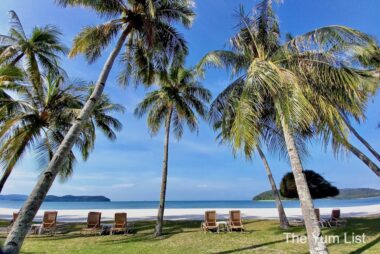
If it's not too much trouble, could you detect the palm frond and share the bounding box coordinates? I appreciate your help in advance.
[8,10,26,39]
[70,22,122,63]
[55,0,125,18]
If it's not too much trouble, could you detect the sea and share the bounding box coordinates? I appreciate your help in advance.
[1,197,379,210]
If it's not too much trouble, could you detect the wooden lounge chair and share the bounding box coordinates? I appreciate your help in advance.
[228,210,245,232]
[327,209,347,227]
[314,208,328,228]
[39,211,58,235]
[110,213,128,235]
[7,212,19,233]
[201,210,219,233]
[81,212,102,235]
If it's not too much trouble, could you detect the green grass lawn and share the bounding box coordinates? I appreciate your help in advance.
[1,217,379,253]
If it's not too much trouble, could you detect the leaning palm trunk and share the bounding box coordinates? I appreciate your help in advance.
[281,119,328,254]
[0,156,21,194]
[0,168,12,193]
[341,114,380,162]
[155,108,173,237]
[3,29,130,254]
[345,141,380,177]
[256,146,290,229]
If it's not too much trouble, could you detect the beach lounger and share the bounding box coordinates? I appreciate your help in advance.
[39,211,58,235]
[314,208,328,228]
[81,212,102,235]
[7,212,19,233]
[201,210,219,233]
[327,209,347,227]
[110,213,128,235]
[228,210,245,232]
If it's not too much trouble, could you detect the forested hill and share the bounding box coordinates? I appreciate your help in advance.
[0,195,111,202]
[253,188,380,200]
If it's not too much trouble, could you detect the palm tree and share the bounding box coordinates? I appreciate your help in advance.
[3,2,194,252]
[0,10,67,89]
[0,73,124,193]
[343,43,380,161]
[135,66,211,237]
[197,1,377,252]
[256,147,289,229]
[339,112,379,162]
[210,81,303,229]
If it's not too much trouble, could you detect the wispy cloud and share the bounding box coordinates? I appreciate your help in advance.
[111,183,135,189]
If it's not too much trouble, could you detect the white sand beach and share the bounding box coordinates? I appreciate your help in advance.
[1,204,379,222]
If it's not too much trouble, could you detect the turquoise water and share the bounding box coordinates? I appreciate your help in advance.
[1,197,379,210]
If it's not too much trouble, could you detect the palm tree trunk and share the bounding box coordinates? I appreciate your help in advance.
[10,53,24,66]
[256,146,289,229]
[2,28,130,254]
[155,108,173,237]
[0,168,12,193]
[281,119,328,254]
[341,115,380,162]
[345,141,380,177]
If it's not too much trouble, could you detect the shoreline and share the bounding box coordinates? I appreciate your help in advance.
[1,204,379,222]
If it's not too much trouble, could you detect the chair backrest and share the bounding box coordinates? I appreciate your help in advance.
[205,211,216,226]
[114,213,127,228]
[230,210,242,225]
[314,208,320,221]
[331,209,340,220]
[9,212,19,226]
[12,212,19,222]
[87,212,101,228]
[43,211,58,228]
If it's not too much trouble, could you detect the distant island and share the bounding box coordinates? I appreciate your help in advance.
[0,194,111,202]
[253,188,380,201]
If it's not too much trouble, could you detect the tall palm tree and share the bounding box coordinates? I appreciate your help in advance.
[0,10,67,90]
[344,43,380,161]
[0,73,124,193]
[135,66,211,237]
[209,80,313,229]
[210,77,313,229]
[339,112,379,162]
[197,1,377,252]
[256,147,289,229]
[3,2,194,252]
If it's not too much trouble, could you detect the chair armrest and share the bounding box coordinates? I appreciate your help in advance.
[43,222,56,227]
[89,223,100,229]
[113,223,127,228]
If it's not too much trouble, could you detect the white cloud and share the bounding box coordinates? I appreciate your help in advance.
[111,183,135,189]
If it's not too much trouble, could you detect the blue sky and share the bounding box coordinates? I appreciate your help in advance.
[1,0,379,201]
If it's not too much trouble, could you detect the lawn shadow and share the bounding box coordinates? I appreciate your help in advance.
[34,233,96,241]
[326,217,380,238]
[213,239,287,254]
[347,236,380,254]
[99,220,202,245]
